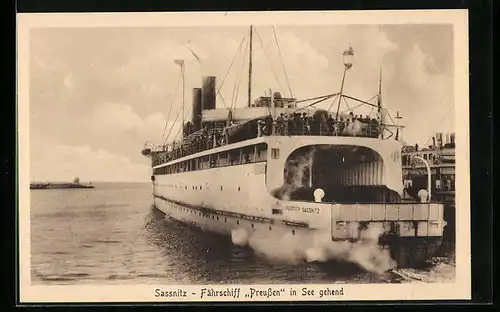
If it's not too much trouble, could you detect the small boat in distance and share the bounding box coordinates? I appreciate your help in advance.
[30,177,95,190]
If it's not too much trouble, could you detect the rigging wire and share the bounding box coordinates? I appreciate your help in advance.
[216,35,248,109]
[325,94,340,112]
[423,102,455,146]
[335,94,379,114]
[271,26,294,98]
[232,37,250,112]
[340,102,365,113]
[295,93,339,104]
[230,35,249,110]
[173,123,183,142]
[254,28,286,94]
[342,96,352,112]
[160,71,182,143]
[163,102,184,146]
[292,93,339,113]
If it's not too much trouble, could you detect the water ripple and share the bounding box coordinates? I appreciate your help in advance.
[30,182,456,285]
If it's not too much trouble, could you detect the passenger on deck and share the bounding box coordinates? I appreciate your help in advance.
[302,112,309,134]
[276,113,285,135]
[295,113,304,135]
[281,113,289,135]
[265,114,273,136]
[294,113,302,135]
[257,120,265,137]
[287,113,294,135]
[327,114,334,134]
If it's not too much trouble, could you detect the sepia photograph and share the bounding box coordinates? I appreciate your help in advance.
[17,10,471,302]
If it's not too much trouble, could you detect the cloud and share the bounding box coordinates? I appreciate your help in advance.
[31,142,152,182]
[78,101,182,146]
[29,25,455,181]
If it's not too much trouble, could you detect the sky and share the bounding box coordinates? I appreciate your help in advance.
[29,24,455,182]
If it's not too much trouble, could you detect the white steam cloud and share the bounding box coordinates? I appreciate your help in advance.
[275,147,317,201]
[231,223,397,275]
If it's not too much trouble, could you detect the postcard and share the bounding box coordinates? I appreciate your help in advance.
[17,9,470,303]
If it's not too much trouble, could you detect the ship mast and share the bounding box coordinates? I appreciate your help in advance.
[174,59,186,136]
[395,110,402,140]
[182,61,185,131]
[247,25,253,107]
[334,45,354,123]
[377,67,385,139]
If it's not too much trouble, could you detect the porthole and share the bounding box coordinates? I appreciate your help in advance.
[221,186,223,191]
[292,229,295,235]
[238,186,240,191]
[269,226,272,231]
[216,216,219,221]
[236,220,239,225]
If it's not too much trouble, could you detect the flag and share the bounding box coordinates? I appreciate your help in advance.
[174,59,184,66]
[188,47,201,63]
[343,46,354,56]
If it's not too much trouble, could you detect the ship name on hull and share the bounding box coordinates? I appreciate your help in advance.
[283,205,321,214]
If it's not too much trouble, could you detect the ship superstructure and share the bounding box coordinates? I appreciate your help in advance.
[401,133,456,243]
[142,26,446,268]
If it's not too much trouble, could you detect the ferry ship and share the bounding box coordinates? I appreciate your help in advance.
[401,133,456,244]
[141,26,445,268]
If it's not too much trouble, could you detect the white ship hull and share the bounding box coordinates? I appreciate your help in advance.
[150,136,445,268]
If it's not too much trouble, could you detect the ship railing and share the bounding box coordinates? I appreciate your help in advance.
[152,119,381,166]
[268,120,381,138]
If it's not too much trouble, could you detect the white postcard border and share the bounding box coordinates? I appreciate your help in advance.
[17,9,471,302]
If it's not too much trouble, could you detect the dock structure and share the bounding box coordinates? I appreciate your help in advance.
[30,177,94,190]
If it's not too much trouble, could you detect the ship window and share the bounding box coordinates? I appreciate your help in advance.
[218,151,229,166]
[209,154,218,168]
[271,148,280,159]
[242,145,254,163]
[196,157,202,170]
[229,149,241,165]
[255,143,268,162]
[201,155,210,169]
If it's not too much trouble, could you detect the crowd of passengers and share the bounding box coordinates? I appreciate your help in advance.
[267,111,380,136]
[155,111,382,165]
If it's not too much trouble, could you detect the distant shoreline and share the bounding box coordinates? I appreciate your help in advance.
[30,181,150,184]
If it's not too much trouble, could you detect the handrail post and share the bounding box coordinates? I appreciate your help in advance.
[413,155,432,202]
